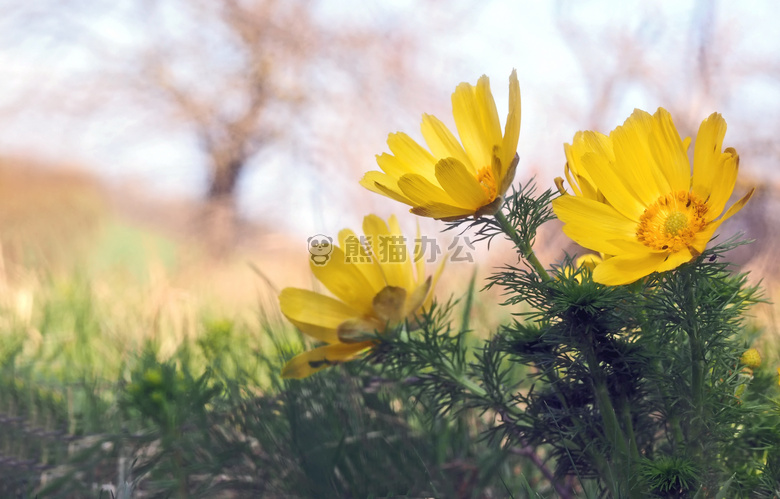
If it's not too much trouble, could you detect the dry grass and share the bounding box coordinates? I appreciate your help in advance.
[0,155,778,373]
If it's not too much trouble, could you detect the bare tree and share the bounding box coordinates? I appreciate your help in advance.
[0,0,469,254]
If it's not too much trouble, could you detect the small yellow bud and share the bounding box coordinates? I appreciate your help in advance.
[740,348,762,369]
[575,254,602,272]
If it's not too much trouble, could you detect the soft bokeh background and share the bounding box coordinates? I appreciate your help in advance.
[0,0,779,332]
[2,2,780,495]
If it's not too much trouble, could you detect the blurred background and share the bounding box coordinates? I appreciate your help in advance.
[2,1,780,495]
[0,0,778,321]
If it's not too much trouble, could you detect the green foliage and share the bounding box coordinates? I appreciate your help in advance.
[371,187,780,497]
[1,181,779,498]
[639,456,700,497]
[122,350,220,433]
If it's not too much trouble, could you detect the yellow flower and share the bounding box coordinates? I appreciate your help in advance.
[280,215,443,379]
[559,254,602,282]
[740,348,762,369]
[575,254,602,273]
[360,70,521,221]
[553,108,754,285]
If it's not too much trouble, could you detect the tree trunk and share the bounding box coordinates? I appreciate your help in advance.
[204,157,243,258]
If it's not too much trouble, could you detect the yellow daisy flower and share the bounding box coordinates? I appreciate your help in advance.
[280,215,443,379]
[553,108,754,285]
[360,70,521,221]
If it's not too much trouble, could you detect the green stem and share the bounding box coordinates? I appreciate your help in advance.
[591,375,628,459]
[494,211,551,281]
[582,331,643,497]
[581,335,627,457]
[687,327,704,456]
[456,372,488,399]
[618,395,640,461]
[669,413,686,452]
[654,357,686,451]
[684,279,705,460]
[440,357,487,399]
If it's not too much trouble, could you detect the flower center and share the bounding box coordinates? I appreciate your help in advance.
[663,211,688,236]
[476,166,498,201]
[636,191,708,252]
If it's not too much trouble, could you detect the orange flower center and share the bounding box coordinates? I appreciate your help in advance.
[476,166,498,201]
[636,191,708,252]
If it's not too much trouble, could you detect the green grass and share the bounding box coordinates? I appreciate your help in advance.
[0,207,532,497]
[3,181,778,497]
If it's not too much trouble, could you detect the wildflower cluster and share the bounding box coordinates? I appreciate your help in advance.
[276,70,780,496]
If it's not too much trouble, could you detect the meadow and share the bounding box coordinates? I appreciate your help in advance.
[0,161,544,497]
[1,158,779,498]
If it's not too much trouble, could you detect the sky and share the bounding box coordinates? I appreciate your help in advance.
[0,0,778,239]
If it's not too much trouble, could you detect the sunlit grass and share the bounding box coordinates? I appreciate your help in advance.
[1,160,776,497]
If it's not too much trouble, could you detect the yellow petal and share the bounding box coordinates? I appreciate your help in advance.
[410,202,476,221]
[405,275,432,317]
[279,288,359,344]
[606,238,655,254]
[654,248,694,273]
[281,341,374,379]
[451,75,499,170]
[500,69,521,176]
[360,171,414,206]
[564,159,583,197]
[435,157,490,208]
[476,76,502,150]
[310,246,375,313]
[338,228,385,292]
[575,254,602,271]
[697,149,738,220]
[690,188,754,255]
[397,173,457,206]
[609,109,669,207]
[717,187,754,224]
[382,134,439,184]
[387,215,416,288]
[575,128,647,221]
[692,112,728,202]
[362,214,409,289]
[414,222,425,284]
[553,195,639,255]
[592,251,668,285]
[421,114,474,172]
[649,108,690,192]
[691,218,724,255]
[376,152,413,178]
[565,130,608,197]
[387,132,437,170]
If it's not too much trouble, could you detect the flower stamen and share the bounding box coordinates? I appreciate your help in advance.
[476,166,498,201]
[636,191,708,252]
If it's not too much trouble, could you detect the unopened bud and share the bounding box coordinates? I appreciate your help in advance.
[740,348,762,369]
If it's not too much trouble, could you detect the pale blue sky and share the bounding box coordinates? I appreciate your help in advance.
[0,0,777,238]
